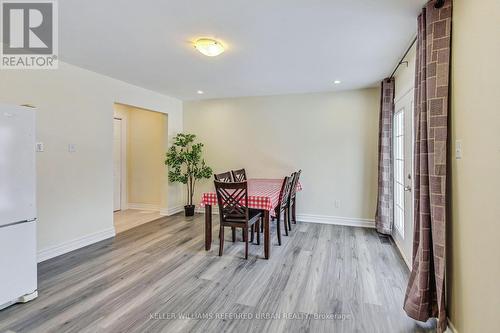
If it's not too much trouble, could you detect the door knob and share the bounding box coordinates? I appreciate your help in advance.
[404,185,412,192]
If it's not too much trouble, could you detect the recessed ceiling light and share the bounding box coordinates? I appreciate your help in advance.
[194,38,225,57]
[334,80,341,84]
[197,90,204,94]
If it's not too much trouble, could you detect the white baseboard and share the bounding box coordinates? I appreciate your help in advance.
[160,205,184,216]
[194,209,374,229]
[446,319,458,333]
[195,207,218,214]
[37,227,115,263]
[127,203,160,211]
[297,214,375,228]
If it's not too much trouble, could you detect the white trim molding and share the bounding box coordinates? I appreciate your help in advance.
[195,207,217,214]
[37,227,115,262]
[113,116,128,211]
[127,203,160,211]
[297,214,375,228]
[393,235,412,269]
[160,205,184,216]
[194,209,374,229]
[445,319,458,333]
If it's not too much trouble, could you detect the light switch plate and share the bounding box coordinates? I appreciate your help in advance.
[68,144,77,153]
[36,142,44,152]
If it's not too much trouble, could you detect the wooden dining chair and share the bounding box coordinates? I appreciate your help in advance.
[288,169,302,228]
[274,176,293,246]
[214,171,237,240]
[214,180,262,259]
[214,171,233,182]
[232,168,260,244]
[231,168,247,182]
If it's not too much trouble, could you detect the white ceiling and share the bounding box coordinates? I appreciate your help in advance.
[59,0,425,101]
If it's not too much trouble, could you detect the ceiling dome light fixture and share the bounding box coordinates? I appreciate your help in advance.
[334,80,341,84]
[194,38,225,57]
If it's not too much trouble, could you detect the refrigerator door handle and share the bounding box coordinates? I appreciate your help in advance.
[0,219,36,229]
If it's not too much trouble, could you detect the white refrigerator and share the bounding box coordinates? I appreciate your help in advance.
[0,104,38,309]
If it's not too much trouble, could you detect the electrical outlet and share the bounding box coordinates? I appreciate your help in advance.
[36,142,44,152]
[334,200,341,208]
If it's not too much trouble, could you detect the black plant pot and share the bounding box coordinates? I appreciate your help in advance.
[184,205,195,217]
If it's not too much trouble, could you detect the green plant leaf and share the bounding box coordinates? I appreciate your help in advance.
[165,133,213,204]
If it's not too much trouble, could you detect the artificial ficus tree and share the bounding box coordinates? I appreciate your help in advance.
[165,133,212,207]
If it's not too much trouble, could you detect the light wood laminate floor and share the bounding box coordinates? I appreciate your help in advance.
[0,213,436,333]
[114,209,163,233]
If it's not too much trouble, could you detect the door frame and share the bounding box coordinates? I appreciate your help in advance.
[113,117,128,211]
[392,87,414,269]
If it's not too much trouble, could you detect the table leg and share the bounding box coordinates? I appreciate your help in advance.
[264,210,270,259]
[205,205,212,251]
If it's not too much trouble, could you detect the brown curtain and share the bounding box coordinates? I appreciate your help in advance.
[375,78,395,235]
[403,1,452,332]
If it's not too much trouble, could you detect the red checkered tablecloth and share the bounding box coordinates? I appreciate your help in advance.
[200,178,302,212]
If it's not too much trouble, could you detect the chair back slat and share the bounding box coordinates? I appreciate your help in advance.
[214,171,233,182]
[231,168,247,182]
[290,169,302,199]
[277,176,293,212]
[214,180,248,221]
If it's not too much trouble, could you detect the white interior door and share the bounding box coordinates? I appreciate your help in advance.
[392,90,414,267]
[113,118,122,212]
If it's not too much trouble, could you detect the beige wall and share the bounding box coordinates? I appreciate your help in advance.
[0,61,183,260]
[449,0,500,332]
[184,88,380,223]
[114,104,168,208]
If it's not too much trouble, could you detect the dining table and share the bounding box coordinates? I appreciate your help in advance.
[200,178,302,259]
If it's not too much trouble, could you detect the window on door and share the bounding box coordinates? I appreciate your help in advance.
[393,109,405,237]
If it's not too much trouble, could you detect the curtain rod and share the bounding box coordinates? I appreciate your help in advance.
[388,36,417,80]
[388,0,444,80]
